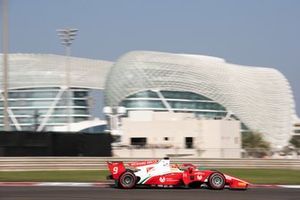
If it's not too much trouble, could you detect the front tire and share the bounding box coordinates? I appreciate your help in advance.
[207,172,225,190]
[118,171,136,189]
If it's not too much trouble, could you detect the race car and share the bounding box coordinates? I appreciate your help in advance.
[107,157,249,190]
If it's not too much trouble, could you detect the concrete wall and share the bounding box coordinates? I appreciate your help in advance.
[115,111,241,158]
[200,120,241,158]
[122,112,199,149]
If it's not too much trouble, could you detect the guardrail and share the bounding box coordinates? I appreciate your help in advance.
[0,157,300,171]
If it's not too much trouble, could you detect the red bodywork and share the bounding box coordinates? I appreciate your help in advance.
[107,161,126,180]
[107,159,249,190]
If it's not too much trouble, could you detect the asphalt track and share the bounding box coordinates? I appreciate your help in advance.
[0,187,300,200]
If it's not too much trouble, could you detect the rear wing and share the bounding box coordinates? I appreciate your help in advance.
[107,161,126,180]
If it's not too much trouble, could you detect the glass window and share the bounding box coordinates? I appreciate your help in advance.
[168,101,196,109]
[9,91,59,98]
[122,100,165,108]
[12,109,48,116]
[185,137,194,149]
[53,108,68,115]
[20,126,36,131]
[73,91,88,98]
[131,137,147,146]
[53,108,88,115]
[74,100,87,107]
[168,101,226,111]
[56,99,68,107]
[121,90,228,122]
[9,100,53,107]
[73,108,89,115]
[16,117,34,124]
[47,117,68,123]
[195,112,226,119]
[127,90,159,98]
[74,116,89,122]
[161,91,211,100]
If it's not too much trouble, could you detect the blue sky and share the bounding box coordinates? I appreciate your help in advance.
[2,0,300,116]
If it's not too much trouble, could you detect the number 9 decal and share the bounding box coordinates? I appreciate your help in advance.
[113,166,118,174]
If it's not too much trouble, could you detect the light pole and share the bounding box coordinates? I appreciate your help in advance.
[2,0,10,131]
[57,28,78,132]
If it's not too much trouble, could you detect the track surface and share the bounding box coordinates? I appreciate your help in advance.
[1,187,300,200]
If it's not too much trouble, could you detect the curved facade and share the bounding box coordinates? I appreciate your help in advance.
[105,51,295,147]
[121,90,228,119]
[0,54,112,89]
[0,54,112,131]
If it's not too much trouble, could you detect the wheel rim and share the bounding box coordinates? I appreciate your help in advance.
[212,175,224,187]
[122,175,133,186]
[124,176,132,185]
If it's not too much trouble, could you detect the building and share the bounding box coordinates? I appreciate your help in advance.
[105,51,296,148]
[114,111,241,158]
[0,54,112,132]
[0,51,297,149]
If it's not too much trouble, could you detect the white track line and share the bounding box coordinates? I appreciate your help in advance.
[0,182,110,187]
[277,185,300,189]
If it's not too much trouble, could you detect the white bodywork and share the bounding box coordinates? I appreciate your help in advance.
[133,159,180,184]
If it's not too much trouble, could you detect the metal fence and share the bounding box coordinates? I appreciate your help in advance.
[0,157,300,171]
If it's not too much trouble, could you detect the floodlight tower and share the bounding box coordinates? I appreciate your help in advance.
[57,28,78,132]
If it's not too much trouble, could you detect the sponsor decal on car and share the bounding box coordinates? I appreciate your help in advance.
[197,175,203,180]
[159,177,166,183]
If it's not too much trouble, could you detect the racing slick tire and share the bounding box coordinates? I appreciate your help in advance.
[207,172,226,190]
[118,170,137,189]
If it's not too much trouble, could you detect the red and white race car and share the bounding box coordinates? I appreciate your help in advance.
[107,158,249,190]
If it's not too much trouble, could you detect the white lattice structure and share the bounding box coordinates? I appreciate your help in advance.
[105,51,296,147]
[0,54,112,131]
[0,54,112,89]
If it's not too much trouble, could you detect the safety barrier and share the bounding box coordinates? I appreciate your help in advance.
[0,157,300,171]
[0,132,112,156]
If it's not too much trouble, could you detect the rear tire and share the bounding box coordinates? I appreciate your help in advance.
[118,171,136,189]
[207,172,225,190]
